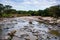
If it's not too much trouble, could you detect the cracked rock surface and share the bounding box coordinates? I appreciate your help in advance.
[0,17,60,40]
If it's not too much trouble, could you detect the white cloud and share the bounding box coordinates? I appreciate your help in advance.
[0,0,60,10]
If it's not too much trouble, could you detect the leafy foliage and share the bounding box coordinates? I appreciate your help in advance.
[0,3,60,18]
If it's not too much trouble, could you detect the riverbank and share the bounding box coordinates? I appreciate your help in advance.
[0,16,60,40]
[0,16,60,26]
[0,16,60,25]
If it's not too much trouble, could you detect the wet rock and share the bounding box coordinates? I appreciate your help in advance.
[5,36,11,40]
[7,30,16,40]
[29,21,32,24]
[1,17,60,40]
[8,30,16,36]
[24,33,38,40]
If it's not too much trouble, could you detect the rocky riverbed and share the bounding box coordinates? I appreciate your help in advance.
[0,17,60,40]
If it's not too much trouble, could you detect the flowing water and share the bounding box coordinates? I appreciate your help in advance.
[0,17,60,40]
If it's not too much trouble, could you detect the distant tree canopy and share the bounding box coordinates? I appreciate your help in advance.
[47,5,60,18]
[0,3,60,18]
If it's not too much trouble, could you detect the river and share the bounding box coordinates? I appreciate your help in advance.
[0,17,60,40]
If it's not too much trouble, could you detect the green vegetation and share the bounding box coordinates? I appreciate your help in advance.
[49,30,60,36]
[0,3,60,18]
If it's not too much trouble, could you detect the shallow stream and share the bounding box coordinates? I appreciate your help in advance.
[0,17,60,40]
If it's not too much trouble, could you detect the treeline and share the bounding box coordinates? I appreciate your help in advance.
[0,3,60,18]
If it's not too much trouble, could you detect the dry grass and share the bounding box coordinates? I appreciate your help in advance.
[49,30,60,36]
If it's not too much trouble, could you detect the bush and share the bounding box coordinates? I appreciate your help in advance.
[1,13,13,17]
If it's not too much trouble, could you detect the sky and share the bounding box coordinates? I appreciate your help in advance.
[0,0,60,11]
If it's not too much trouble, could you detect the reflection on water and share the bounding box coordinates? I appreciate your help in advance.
[0,18,60,40]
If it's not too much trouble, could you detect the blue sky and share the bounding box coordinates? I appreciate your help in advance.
[0,0,60,10]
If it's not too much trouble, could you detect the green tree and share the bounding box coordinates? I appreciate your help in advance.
[4,5,12,14]
[4,5,12,10]
[44,8,50,16]
[27,10,35,16]
[38,10,44,16]
[47,5,60,18]
[0,3,4,17]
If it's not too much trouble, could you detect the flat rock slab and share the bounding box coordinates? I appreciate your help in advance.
[12,36,25,40]
[24,33,37,40]
[14,29,38,40]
